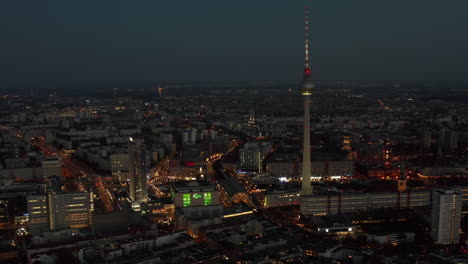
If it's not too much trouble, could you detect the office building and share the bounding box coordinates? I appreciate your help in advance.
[27,195,49,235]
[239,142,272,172]
[42,157,62,181]
[27,190,93,234]
[264,191,301,208]
[47,192,93,230]
[171,181,223,236]
[431,189,462,244]
[111,153,130,180]
[128,138,148,204]
[300,190,431,216]
[171,181,221,215]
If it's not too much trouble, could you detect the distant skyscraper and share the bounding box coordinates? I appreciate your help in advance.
[128,137,148,204]
[431,189,462,244]
[300,7,314,196]
[248,107,256,125]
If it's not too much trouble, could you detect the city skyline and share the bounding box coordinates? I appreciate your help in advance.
[0,2,467,263]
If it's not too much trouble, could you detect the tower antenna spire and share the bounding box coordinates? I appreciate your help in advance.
[304,7,311,81]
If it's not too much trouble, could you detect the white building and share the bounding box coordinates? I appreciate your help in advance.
[431,189,462,244]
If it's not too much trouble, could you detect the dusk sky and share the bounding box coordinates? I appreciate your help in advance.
[1,0,467,88]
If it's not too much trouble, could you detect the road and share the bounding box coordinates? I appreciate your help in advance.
[32,138,114,213]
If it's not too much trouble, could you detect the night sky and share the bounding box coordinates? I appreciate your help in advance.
[1,0,467,88]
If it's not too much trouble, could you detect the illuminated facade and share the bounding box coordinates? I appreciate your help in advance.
[264,191,301,208]
[171,181,220,209]
[431,189,462,244]
[239,142,272,172]
[27,195,49,235]
[48,192,93,230]
[298,161,355,179]
[300,190,431,216]
[110,153,130,180]
[27,192,93,234]
[171,181,223,235]
[128,138,148,203]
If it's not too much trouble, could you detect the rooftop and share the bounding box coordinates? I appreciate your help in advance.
[171,180,215,193]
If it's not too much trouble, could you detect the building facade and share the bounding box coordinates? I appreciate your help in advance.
[27,195,49,235]
[300,190,431,216]
[128,138,147,203]
[27,192,93,234]
[431,189,462,244]
[239,142,272,172]
[47,192,93,230]
[42,157,62,181]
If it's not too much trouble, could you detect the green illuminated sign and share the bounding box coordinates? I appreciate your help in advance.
[183,194,191,207]
[204,193,212,206]
[193,193,202,199]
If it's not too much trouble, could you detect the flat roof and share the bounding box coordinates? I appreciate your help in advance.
[171,181,214,192]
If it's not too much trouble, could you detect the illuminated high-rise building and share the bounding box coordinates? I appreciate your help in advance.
[27,195,49,235]
[128,137,148,204]
[27,191,93,235]
[431,189,462,244]
[248,107,256,125]
[47,192,93,230]
[300,7,314,196]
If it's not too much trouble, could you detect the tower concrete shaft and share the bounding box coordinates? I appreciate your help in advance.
[300,7,314,196]
[301,95,312,195]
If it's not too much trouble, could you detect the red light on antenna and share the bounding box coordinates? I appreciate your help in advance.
[305,69,311,75]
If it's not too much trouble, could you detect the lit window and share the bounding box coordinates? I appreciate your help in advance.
[183,194,191,207]
[204,193,212,206]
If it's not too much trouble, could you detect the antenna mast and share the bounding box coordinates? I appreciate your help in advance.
[304,7,311,81]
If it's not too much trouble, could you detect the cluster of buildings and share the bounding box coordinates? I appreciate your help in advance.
[0,7,467,263]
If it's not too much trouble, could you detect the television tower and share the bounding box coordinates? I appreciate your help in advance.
[300,7,315,196]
